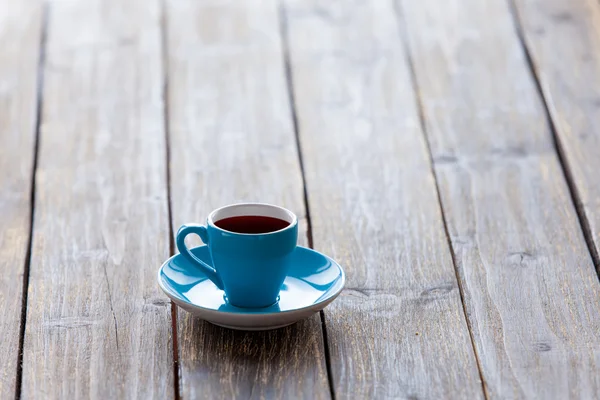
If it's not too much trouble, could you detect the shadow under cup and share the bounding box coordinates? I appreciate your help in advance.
[178,203,298,308]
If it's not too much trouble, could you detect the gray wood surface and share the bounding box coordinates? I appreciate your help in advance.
[165,0,330,398]
[21,0,174,398]
[400,0,600,398]
[4,0,600,398]
[513,0,600,271]
[0,1,42,397]
[282,0,484,398]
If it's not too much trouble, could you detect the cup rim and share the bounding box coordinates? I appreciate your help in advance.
[207,202,298,236]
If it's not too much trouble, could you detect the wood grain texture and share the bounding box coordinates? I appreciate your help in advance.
[282,0,484,398]
[512,0,600,271]
[0,0,42,397]
[400,0,600,398]
[21,0,173,398]
[165,0,330,398]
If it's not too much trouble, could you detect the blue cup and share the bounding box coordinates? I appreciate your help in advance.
[176,203,298,308]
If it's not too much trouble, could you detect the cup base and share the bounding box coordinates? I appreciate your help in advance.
[223,293,281,309]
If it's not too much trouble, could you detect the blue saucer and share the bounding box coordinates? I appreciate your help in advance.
[158,245,345,330]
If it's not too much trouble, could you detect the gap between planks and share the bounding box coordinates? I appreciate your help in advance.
[392,1,490,398]
[506,0,600,279]
[15,4,48,400]
[160,0,180,399]
[277,1,335,399]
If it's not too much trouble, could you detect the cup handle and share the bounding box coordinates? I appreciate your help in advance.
[176,223,224,290]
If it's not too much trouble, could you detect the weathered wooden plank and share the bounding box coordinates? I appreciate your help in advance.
[0,0,42,397]
[400,0,600,398]
[165,0,330,398]
[21,0,174,398]
[282,0,484,398]
[513,0,600,271]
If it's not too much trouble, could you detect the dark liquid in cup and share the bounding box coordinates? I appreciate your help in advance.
[215,216,290,234]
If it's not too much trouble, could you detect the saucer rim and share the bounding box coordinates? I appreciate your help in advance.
[157,245,346,316]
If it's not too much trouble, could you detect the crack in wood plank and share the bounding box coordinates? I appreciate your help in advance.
[102,263,120,352]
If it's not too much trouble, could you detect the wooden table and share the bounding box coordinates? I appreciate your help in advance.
[2,0,600,398]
